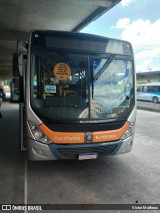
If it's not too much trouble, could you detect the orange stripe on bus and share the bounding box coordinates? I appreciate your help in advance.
[39,124,84,144]
[93,122,129,143]
[39,122,129,144]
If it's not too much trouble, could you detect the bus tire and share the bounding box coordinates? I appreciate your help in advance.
[152,97,158,104]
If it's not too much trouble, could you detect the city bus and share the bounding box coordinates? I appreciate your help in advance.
[13,30,136,160]
[137,82,160,103]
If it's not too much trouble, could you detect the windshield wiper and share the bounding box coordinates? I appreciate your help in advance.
[61,51,85,78]
[94,55,115,80]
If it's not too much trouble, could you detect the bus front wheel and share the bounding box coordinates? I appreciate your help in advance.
[152,97,158,104]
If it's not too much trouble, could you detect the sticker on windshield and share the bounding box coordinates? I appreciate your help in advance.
[54,63,71,80]
[45,85,56,93]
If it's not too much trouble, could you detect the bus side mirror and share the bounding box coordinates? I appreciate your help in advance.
[12,53,19,77]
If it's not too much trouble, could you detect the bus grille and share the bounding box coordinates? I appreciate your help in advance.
[57,144,118,159]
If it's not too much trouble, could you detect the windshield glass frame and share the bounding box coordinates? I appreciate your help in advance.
[30,48,135,124]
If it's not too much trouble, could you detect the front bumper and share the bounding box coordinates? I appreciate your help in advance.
[27,135,134,161]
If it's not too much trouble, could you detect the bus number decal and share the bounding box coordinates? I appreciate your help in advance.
[95,134,116,140]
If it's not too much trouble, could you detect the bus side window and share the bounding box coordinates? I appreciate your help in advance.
[143,86,148,92]
[137,86,140,92]
[138,86,142,92]
[154,86,157,92]
[147,86,151,92]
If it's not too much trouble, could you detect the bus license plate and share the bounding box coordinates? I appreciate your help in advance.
[78,153,98,160]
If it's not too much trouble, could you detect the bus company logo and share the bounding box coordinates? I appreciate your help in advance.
[80,120,99,123]
[85,132,93,143]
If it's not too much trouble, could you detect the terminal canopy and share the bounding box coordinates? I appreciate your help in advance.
[0,0,121,80]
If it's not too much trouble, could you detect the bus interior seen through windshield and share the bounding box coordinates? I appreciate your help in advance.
[31,51,134,124]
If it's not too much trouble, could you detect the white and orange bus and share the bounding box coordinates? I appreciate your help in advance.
[13,30,136,160]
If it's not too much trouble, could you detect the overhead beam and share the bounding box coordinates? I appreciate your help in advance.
[72,0,121,32]
[63,0,119,8]
[72,7,107,32]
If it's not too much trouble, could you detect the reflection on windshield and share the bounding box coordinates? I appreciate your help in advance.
[31,51,134,123]
[91,60,133,119]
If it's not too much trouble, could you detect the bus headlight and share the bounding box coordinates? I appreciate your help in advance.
[121,122,134,140]
[28,121,52,144]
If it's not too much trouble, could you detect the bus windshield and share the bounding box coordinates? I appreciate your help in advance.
[31,50,134,123]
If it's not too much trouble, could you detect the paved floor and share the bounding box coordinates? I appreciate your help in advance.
[0,102,24,205]
[0,102,160,213]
